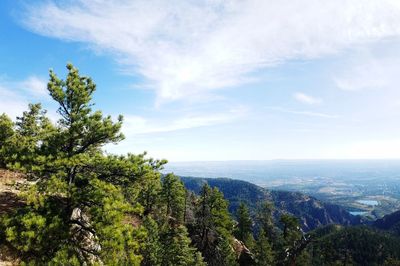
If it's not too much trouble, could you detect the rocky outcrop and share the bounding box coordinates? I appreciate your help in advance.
[232,238,255,265]
[70,208,102,265]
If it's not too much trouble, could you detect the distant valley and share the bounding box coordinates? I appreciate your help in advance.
[165,160,400,219]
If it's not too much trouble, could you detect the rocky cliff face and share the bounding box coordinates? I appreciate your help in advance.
[181,176,361,231]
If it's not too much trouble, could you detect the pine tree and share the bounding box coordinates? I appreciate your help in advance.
[280,214,301,244]
[255,229,274,266]
[138,170,162,215]
[0,113,14,167]
[194,184,236,265]
[217,236,239,266]
[161,173,186,223]
[2,64,142,265]
[161,225,205,266]
[87,152,166,207]
[235,202,254,247]
[1,104,55,172]
[256,201,275,241]
[141,216,162,266]
[197,185,234,237]
[278,214,306,266]
[0,113,13,146]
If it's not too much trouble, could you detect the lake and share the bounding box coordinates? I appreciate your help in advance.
[356,200,379,206]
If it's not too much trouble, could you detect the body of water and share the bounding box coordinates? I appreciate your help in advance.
[356,200,379,206]
[349,211,368,216]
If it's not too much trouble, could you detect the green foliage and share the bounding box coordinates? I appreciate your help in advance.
[307,226,400,265]
[193,184,237,265]
[276,214,304,265]
[0,113,14,146]
[280,214,301,244]
[1,104,55,172]
[384,257,400,266]
[87,152,166,209]
[0,113,14,167]
[256,201,276,241]
[0,64,143,265]
[0,63,214,265]
[255,229,274,266]
[161,173,186,223]
[141,216,162,266]
[196,184,234,237]
[1,190,71,265]
[137,171,162,215]
[160,225,205,266]
[48,64,124,157]
[81,178,143,265]
[235,202,253,247]
[217,236,239,266]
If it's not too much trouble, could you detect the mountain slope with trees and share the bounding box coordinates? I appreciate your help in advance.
[373,209,400,235]
[181,176,361,231]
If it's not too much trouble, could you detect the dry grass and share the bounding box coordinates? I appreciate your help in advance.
[0,245,20,266]
[0,169,25,192]
[0,169,26,215]
[123,213,142,228]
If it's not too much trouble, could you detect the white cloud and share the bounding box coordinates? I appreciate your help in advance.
[0,85,28,119]
[104,107,247,158]
[20,76,48,96]
[21,0,400,102]
[334,46,400,91]
[122,107,246,136]
[293,92,322,105]
[268,107,338,119]
[0,76,55,120]
[288,110,338,119]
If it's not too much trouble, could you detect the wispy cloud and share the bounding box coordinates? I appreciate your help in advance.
[0,85,28,119]
[122,107,247,136]
[0,75,52,120]
[21,0,400,103]
[20,76,48,96]
[293,92,322,105]
[268,107,338,119]
[288,110,338,119]
[334,45,400,91]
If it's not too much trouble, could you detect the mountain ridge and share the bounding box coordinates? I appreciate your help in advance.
[374,209,400,235]
[180,176,361,231]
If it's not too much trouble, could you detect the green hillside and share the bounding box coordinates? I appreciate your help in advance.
[181,176,361,231]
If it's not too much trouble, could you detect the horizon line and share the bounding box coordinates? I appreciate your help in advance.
[166,158,400,163]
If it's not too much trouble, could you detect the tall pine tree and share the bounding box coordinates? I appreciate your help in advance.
[255,229,275,266]
[235,202,254,248]
[161,173,186,224]
[194,184,237,266]
[2,64,143,265]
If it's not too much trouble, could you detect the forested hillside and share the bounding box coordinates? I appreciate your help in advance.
[0,64,399,265]
[374,209,400,235]
[181,177,361,231]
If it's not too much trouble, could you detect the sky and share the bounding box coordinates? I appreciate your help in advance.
[2,0,400,161]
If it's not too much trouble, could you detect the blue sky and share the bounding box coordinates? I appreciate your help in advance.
[2,0,400,161]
